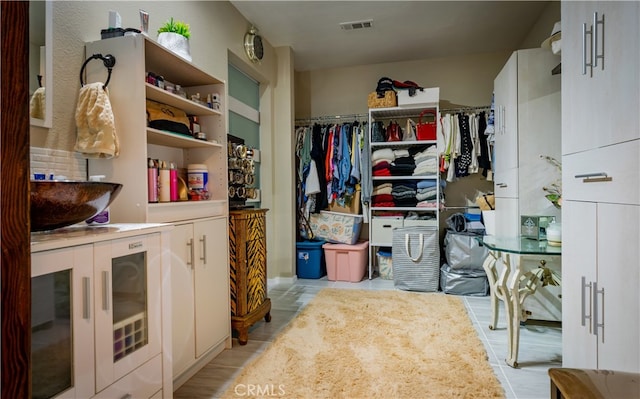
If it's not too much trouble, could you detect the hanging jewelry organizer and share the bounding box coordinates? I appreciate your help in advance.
[79,53,116,89]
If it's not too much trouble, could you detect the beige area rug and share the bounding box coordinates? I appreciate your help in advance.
[221,288,504,399]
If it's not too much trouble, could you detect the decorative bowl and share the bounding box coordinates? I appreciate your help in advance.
[30,181,123,232]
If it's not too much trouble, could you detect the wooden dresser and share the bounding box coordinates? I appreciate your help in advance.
[229,209,271,345]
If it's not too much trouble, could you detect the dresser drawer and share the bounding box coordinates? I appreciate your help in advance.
[370,217,403,246]
[93,354,162,399]
[563,140,639,205]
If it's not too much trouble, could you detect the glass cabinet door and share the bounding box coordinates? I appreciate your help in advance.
[94,233,161,392]
[31,245,95,399]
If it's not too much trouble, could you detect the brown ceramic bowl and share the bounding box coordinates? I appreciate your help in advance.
[30,181,123,232]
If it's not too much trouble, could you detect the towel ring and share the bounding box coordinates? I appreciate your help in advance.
[80,53,116,89]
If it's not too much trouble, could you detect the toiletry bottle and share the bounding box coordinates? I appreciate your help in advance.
[159,160,170,202]
[86,175,111,225]
[148,158,158,203]
[169,162,179,202]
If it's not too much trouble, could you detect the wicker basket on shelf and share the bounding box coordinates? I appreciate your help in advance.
[368,91,397,108]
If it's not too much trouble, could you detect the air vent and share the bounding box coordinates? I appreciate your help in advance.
[339,19,374,31]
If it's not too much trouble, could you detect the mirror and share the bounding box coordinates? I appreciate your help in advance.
[29,1,52,128]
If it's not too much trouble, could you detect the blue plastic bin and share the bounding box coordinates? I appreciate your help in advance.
[296,240,326,279]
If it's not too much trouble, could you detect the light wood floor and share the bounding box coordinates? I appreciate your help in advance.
[174,278,561,399]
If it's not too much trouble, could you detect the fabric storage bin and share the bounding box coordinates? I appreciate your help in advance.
[403,218,437,228]
[376,247,393,280]
[367,91,397,108]
[296,240,326,279]
[309,211,363,245]
[440,264,489,296]
[323,241,368,282]
[371,216,403,245]
[392,227,439,292]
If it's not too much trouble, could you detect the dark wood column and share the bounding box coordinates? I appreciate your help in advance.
[1,1,32,397]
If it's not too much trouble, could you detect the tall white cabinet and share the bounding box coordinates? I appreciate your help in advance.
[492,48,562,322]
[493,48,562,237]
[561,1,640,372]
[85,34,232,387]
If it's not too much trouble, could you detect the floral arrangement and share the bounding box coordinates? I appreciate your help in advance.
[158,17,191,39]
[541,155,562,208]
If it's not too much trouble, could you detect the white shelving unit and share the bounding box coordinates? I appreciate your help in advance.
[367,91,441,279]
[85,34,228,224]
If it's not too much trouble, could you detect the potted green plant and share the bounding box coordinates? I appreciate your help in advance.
[157,17,192,62]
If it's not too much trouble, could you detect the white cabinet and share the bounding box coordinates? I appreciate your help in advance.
[561,1,640,372]
[85,34,228,223]
[561,1,640,156]
[171,217,231,386]
[31,226,171,399]
[367,91,441,279]
[493,48,562,237]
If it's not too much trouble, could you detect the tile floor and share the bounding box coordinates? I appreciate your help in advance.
[174,277,562,399]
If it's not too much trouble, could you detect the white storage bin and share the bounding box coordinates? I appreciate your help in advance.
[309,211,363,245]
[371,216,403,246]
[397,87,440,107]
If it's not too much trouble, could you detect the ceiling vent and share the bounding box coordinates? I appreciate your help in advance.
[339,19,374,31]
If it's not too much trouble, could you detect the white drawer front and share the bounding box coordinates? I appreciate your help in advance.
[563,140,639,205]
[403,219,438,228]
[493,167,518,198]
[371,217,403,246]
[93,354,162,399]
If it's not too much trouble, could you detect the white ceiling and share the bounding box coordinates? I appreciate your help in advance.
[230,1,551,71]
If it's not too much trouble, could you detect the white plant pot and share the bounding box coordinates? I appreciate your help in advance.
[157,32,191,62]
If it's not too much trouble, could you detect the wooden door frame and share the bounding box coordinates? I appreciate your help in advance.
[1,1,32,397]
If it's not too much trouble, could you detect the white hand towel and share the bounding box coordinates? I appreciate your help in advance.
[74,82,119,158]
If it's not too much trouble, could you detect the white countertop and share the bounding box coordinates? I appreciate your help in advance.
[31,223,173,253]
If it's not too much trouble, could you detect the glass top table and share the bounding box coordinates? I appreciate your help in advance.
[480,235,562,368]
[481,235,561,256]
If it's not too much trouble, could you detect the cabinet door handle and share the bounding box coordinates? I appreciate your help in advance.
[581,276,592,331]
[497,183,508,188]
[592,12,605,70]
[593,282,605,342]
[102,270,110,311]
[574,172,612,183]
[187,238,195,268]
[82,277,91,319]
[200,235,207,264]
[582,22,593,76]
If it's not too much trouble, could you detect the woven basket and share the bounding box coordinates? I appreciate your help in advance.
[368,91,397,108]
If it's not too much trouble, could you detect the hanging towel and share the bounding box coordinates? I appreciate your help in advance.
[74,82,119,158]
[30,87,46,119]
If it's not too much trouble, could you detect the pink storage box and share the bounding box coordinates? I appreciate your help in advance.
[322,241,369,282]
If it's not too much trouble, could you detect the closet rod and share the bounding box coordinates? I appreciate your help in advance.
[440,105,491,114]
[295,113,368,125]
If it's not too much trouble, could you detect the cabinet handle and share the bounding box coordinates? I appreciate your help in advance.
[187,238,194,268]
[593,282,605,342]
[497,183,508,188]
[82,277,91,319]
[574,172,612,183]
[581,276,592,331]
[582,22,593,76]
[200,235,207,264]
[102,270,110,311]
[592,12,605,70]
